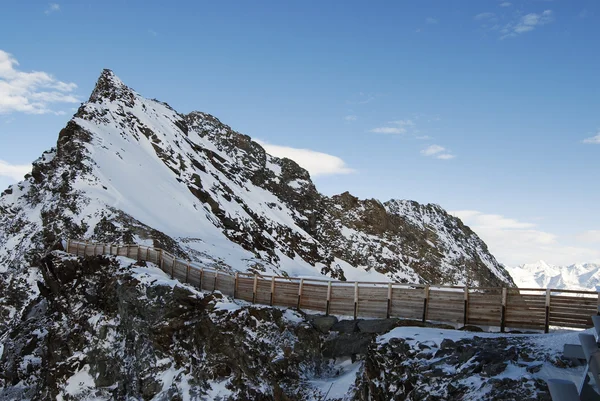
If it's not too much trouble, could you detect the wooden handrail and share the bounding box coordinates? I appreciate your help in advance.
[65,239,599,332]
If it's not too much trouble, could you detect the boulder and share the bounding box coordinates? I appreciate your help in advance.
[357,318,399,334]
[306,314,338,333]
[331,319,359,333]
[322,333,374,358]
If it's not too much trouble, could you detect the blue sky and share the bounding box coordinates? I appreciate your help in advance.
[1,0,599,266]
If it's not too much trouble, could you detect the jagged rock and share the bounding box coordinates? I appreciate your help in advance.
[305,314,338,333]
[0,69,515,335]
[357,318,399,334]
[322,333,374,358]
[331,319,359,333]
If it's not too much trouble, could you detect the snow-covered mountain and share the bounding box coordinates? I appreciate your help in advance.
[0,70,514,330]
[507,260,600,291]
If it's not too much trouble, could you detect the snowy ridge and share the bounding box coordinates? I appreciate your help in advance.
[0,69,514,303]
[507,261,600,291]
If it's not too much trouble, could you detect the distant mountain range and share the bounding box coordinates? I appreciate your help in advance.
[506,261,600,291]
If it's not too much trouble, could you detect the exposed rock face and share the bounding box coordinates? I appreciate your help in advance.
[0,253,569,400]
[353,331,561,401]
[0,253,333,400]
[0,69,514,335]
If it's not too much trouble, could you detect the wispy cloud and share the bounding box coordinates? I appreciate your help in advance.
[499,2,512,7]
[500,10,554,39]
[344,115,357,122]
[426,17,438,24]
[346,92,376,105]
[44,3,60,14]
[369,127,406,134]
[148,29,158,37]
[583,131,600,144]
[0,160,31,181]
[475,12,496,21]
[420,144,455,160]
[0,49,79,115]
[577,230,600,244]
[452,210,600,266]
[255,140,354,177]
[369,119,416,135]
[390,119,415,127]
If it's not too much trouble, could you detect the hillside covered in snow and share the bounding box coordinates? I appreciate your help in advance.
[0,70,515,334]
[507,261,600,291]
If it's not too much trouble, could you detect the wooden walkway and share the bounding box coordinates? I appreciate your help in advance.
[65,239,599,333]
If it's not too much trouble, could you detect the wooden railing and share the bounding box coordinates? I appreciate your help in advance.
[65,239,600,332]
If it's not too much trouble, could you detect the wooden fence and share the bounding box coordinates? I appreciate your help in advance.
[65,239,600,332]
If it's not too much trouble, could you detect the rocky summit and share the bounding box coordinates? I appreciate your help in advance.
[0,70,525,400]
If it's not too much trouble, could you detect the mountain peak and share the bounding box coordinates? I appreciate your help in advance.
[88,69,135,105]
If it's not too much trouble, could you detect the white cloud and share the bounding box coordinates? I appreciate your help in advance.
[416,135,431,140]
[44,3,60,14]
[255,140,354,177]
[501,10,554,39]
[426,17,438,24]
[369,127,406,134]
[583,132,600,144]
[421,144,445,156]
[451,210,600,266]
[421,144,455,159]
[0,160,31,181]
[390,119,415,127]
[0,49,79,114]
[346,92,375,105]
[148,29,158,37]
[577,230,600,244]
[474,12,495,21]
[344,115,357,122]
[500,2,512,7]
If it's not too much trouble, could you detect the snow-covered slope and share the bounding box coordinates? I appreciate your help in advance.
[507,261,600,291]
[0,70,514,327]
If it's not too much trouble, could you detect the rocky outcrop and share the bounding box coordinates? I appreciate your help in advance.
[0,253,569,400]
[0,69,514,287]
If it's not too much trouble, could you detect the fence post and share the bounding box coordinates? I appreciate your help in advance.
[145,247,150,261]
[84,241,89,257]
[297,279,304,310]
[326,281,332,316]
[170,257,175,279]
[65,239,70,253]
[252,274,258,304]
[213,271,219,291]
[354,282,359,320]
[200,268,204,290]
[234,273,239,299]
[545,288,551,334]
[387,283,393,319]
[270,276,275,306]
[422,285,430,323]
[463,286,469,326]
[186,262,190,284]
[137,246,141,260]
[501,288,507,333]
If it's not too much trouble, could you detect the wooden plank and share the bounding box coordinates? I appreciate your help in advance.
[326,281,332,316]
[236,277,254,302]
[300,283,328,312]
[273,281,301,308]
[255,279,271,305]
[329,286,355,317]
